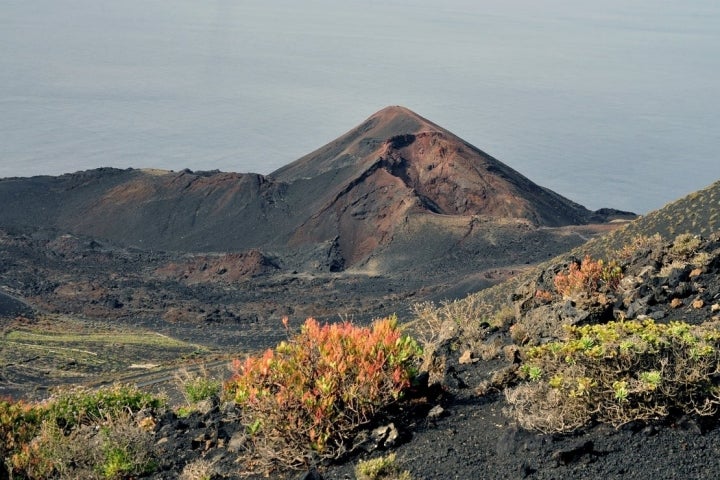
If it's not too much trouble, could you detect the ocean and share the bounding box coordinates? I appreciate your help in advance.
[1,0,719,213]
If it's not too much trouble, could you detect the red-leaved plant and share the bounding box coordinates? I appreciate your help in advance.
[225,315,420,470]
[554,255,622,298]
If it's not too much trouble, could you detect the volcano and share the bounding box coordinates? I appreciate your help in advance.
[274,105,594,226]
[0,106,632,271]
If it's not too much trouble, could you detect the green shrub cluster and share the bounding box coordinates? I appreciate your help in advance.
[174,367,222,413]
[355,452,413,480]
[182,375,221,404]
[47,384,163,431]
[1,385,164,479]
[670,233,702,260]
[506,319,720,432]
[225,316,421,470]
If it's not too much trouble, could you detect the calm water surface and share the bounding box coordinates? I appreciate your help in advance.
[1,0,719,213]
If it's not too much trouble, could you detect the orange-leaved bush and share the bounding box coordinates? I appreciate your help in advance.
[224,315,421,470]
[554,254,622,298]
[0,399,43,462]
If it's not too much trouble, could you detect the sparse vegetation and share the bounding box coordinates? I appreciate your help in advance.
[0,398,43,463]
[355,452,413,480]
[175,367,222,405]
[47,384,164,432]
[506,319,720,433]
[1,385,163,479]
[412,296,494,341]
[411,296,495,356]
[669,233,702,260]
[179,458,216,480]
[224,316,421,470]
[97,414,158,479]
[615,233,664,261]
[0,315,205,391]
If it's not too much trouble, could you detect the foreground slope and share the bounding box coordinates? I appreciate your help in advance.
[471,178,720,310]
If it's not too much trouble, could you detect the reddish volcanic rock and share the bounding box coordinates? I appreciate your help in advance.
[154,250,280,285]
[279,106,615,264]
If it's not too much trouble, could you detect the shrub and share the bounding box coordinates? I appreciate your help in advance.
[615,233,664,261]
[9,420,61,480]
[355,452,413,480]
[553,255,622,298]
[505,319,720,432]
[3,385,163,479]
[179,458,216,480]
[492,305,516,329]
[8,411,158,480]
[47,384,164,431]
[670,233,701,260]
[97,415,157,479]
[534,289,554,303]
[509,323,530,345]
[0,399,43,461]
[224,316,421,470]
[175,367,222,405]
[411,296,493,344]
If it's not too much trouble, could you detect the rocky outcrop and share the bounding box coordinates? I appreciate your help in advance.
[154,250,281,285]
[510,232,720,345]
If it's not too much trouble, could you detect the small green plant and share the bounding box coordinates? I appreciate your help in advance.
[355,453,413,480]
[176,405,193,418]
[670,233,701,260]
[224,316,421,470]
[175,367,222,405]
[519,364,543,382]
[179,458,216,480]
[615,233,664,261]
[613,381,629,402]
[553,255,622,298]
[506,319,720,432]
[102,446,134,479]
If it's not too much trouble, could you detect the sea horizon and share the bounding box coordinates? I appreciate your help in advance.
[2,0,719,214]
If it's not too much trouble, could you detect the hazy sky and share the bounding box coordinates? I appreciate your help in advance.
[1,0,719,213]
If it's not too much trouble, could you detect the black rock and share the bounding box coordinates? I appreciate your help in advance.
[673,282,693,298]
[297,468,324,480]
[627,296,651,319]
[551,440,595,466]
[667,267,691,288]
